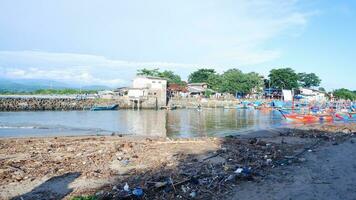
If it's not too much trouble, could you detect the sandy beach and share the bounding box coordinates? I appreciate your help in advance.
[0,123,355,200]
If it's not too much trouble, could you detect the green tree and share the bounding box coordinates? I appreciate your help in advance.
[268,68,299,89]
[333,88,356,100]
[219,69,252,94]
[206,73,223,91]
[158,70,183,84]
[298,72,321,88]
[136,68,160,76]
[246,72,264,93]
[188,69,216,83]
[264,78,271,88]
[136,68,183,84]
[318,87,326,92]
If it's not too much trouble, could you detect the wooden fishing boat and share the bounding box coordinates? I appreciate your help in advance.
[90,104,119,111]
[279,110,333,122]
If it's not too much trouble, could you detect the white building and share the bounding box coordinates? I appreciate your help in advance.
[298,88,327,102]
[128,76,167,107]
[187,83,209,96]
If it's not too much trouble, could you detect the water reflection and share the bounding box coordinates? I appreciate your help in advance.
[166,109,281,137]
[118,110,167,137]
[0,109,283,138]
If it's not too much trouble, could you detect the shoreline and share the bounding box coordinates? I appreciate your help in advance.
[0,124,355,199]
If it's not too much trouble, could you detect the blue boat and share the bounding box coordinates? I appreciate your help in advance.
[90,104,119,111]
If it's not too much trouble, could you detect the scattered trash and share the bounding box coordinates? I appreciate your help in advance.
[189,191,197,198]
[241,167,252,175]
[95,191,104,196]
[3,124,355,200]
[154,181,167,188]
[226,174,236,182]
[132,187,144,197]
[123,182,130,192]
[121,160,130,166]
[234,168,243,174]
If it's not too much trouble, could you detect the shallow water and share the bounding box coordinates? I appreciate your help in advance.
[0,109,284,138]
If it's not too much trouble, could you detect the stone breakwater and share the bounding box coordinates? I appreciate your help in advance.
[1,96,254,111]
[0,96,160,111]
[0,98,105,111]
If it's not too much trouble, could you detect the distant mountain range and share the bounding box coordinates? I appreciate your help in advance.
[0,79,112,92]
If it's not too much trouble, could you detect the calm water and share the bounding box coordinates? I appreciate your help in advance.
[0,109,284,138]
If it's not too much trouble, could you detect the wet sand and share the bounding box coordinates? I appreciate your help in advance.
[229,137,356,200]
[0,124,355,200]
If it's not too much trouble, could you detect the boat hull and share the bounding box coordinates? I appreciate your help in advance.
[90,104,119,111]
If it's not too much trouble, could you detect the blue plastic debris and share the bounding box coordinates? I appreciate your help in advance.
[132,187,144,197]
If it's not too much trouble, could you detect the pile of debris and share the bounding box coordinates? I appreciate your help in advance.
[2,124,355,199]
[92,137,303,200]
[280,123,355,144]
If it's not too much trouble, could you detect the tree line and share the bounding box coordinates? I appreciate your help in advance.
[0,89,98,95]
[137,67,355,100]
[137,67,321,92]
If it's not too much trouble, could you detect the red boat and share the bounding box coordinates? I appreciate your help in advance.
[279,110,333,122]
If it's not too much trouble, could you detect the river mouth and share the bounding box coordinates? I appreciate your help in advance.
[0,109,286,138]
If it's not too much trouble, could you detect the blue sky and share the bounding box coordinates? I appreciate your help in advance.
[0,0,355,90]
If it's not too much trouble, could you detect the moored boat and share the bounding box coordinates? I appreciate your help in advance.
[90,104,119,111]
[279,110,333,122]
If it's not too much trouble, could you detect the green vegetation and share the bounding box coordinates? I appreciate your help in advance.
[188,68,217,83]
[0,89,98,95]
[134,67,336,96]
[218,69,263,94]
[318,87,326,92]
[298,72,321,88]
[187,68,264,95]
[137,68,184,84]
[206,73,223,91]
[4,67,354,98]
[333,88,356,100]
[71,195,97,200]
[268,68,299,89]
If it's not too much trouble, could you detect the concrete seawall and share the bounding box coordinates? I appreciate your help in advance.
[0,96,163,111]
[0,96,244,111]
[0,98,100,111]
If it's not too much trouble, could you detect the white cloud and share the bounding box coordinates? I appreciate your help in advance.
[0,51,197,87]
[188,0,318,65]
[0,0,318,85]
